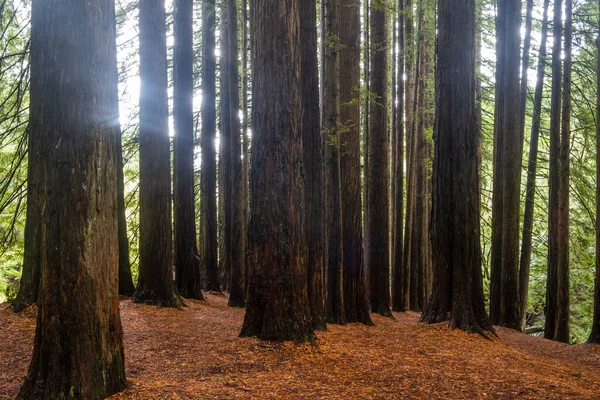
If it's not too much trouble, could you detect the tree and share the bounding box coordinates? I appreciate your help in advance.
[201,0,221,293]
[420,0,494,335]
[300,0,327,330]
[489,0,522,330]
[392,0,406,313]
[133,0,180,307]
[240,0,315,341]
[324,0,345,325]
[519,0,550,331]
[226,0,246,308]
[367,0,393,318]
[174,0,203,300]
[340,0,373,325]
[17,0,126,396]
[117,122,135,296]
[589,4,600,344]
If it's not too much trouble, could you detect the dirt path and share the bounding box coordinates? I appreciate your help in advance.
[1,294,599,399]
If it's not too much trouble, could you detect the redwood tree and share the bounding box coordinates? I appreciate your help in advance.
[133,0,180,307]
[340,0,372,325]
[17,0,126,396]
[420,0,494,335]
[201,0,221,293]
[367,0,392,318]
[174,0,203,300]
[301,0,327,330]
[240,0,314,341]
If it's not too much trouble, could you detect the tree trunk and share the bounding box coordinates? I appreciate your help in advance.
[201,0,221,293]
[134,0,180,307]
[174,0,203,300]
[392,0,406,312]
[420,0,494,336]
[301,0,327,330]
[240,0,315,342]
[519,0,550,331]
[227,0,246,308]
[367,0,392,318]
[17,0,126,396]
[340,0,373,325]
[588,6,600,344]
[555,0,571,343]
[241,0,250,295]
[490,0,523,330]
[363,0,370,258]
[545,0,562,340]
[323,0,345,325]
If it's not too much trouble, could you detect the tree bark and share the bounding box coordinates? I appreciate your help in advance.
[545,0,563,340]
[340,0,373,325]
[133,0,180,307]
[555,0,571,343]
[519,0,550,331]
[201,0,221,293]
[226,0,246,308]
[174,0,203,300]
[17,0,126,396]
[367,0,392,318]
[240,0,315,342]
[301,0,327,330]
[420,0,494,336]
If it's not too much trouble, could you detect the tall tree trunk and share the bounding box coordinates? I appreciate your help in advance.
[392,0,406,312]
[519,0,550,330]
[134,0,180,307]
[545,0,562,340]
[554,0,571,343]
[421,0,494,336]
[363,0,370,257]
[240,0,315,342]
[324,0,345,325]
[12,126,42,311]
[174,0,204,300]
[589,5,600,344]
[340,0,373,325]
[301,0,327,330]
[241,0,250,294]
[220,2,232,292]
[227,0,246,308]
[367,0,392,318]
[201,0,221,293]
[490,0,523,330]
[17,0,126,396]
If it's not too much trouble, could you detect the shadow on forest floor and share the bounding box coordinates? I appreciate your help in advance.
[1,294,600,399]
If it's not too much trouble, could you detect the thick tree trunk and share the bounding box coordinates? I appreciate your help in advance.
[367,0,392,318]
[490,0,523,330]
[392,0,406,312]
[340,0,373,325]
[174,0,203,300]
[519,0,550,331]
[301,0,327,330]
[421,0,494,336]
[17,0,126,397]
[133,0,180,307]
[324,0,345,325]
[240,0,315,342]
[554,0,571,343]
[545,0,562,340]
[589,5,600,344]
[201,0,221,293]
[227,0,246,308]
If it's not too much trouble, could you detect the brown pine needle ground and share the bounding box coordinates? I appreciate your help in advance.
[2,294,600,399]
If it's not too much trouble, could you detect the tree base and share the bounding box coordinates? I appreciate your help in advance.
[132,286,183,308]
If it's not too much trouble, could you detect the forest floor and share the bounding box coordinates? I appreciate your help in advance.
[1,294,600,399]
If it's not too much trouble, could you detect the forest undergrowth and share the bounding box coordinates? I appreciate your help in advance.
[1,293,599,399]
